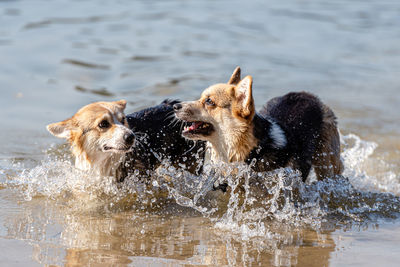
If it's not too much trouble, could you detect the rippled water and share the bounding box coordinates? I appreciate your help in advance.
[1,0,400,266]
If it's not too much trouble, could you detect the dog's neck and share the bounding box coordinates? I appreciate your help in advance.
[208,120,257,163]
[74,151,125,178]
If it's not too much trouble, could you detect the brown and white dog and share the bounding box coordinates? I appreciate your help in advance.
[174,67,343,181]
[47,100,135,177]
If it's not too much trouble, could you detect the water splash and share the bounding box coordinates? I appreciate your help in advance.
[3,134,400,239]
[153,133,400,236]
[342,134,400,194]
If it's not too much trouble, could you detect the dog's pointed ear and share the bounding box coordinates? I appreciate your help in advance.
[47,119,73,139]
[114,99,127,110]
[234,75,254,119]
[228,66,241,85]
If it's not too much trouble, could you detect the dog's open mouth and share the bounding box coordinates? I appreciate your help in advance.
[182,121,214,137]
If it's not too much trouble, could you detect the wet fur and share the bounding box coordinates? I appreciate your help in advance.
[174,84,257,162]
[47,100,134,178]
[48,100,205,182]
[120,99,205,181]
[175,67,343,181]
[250,92,343,180]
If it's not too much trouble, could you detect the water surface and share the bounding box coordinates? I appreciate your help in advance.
[0,0,400,266]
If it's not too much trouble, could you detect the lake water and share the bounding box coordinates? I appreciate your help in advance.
[1,0,400,266]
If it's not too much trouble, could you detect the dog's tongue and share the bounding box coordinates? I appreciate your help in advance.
[184,121,202,132]
[189,121,202,131]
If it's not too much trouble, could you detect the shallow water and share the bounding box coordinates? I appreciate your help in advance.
[1,0,400,266]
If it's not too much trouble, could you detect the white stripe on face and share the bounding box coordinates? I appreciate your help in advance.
[112,113,123,125]
[98,104,133,151]
[100,104,124,125]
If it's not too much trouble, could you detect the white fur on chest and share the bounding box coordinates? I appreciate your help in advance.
[75,152,125,177]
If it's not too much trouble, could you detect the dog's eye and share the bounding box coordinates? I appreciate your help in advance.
[98,120,110,129]
[205,98,215,106]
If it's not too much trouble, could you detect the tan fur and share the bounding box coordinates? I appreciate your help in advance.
[47,100,134,178]
[176,67,343,180]
[227,66,241,85]
[176,75,258,163]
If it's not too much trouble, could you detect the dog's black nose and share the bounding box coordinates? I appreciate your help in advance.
[173,103,182,111]
[124,132,135,145]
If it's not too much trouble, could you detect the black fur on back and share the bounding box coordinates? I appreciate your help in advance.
[247,92,325,181]
[120,99,205,181]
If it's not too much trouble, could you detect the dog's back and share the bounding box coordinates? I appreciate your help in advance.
[260,92,342,180]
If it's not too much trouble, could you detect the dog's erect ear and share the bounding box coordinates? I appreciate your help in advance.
[47,119,74,139]
[114,99,127,110]
[234,75,254,119]
[228,66,241,85]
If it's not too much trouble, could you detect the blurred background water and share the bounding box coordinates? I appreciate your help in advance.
[0,0,400,266]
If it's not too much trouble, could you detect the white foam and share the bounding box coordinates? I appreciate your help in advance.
[4,133,400,240]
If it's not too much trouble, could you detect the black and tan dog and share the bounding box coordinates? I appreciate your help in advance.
[174,67,343,181]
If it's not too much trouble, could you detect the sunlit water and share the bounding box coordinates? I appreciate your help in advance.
[1,0,400,266]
